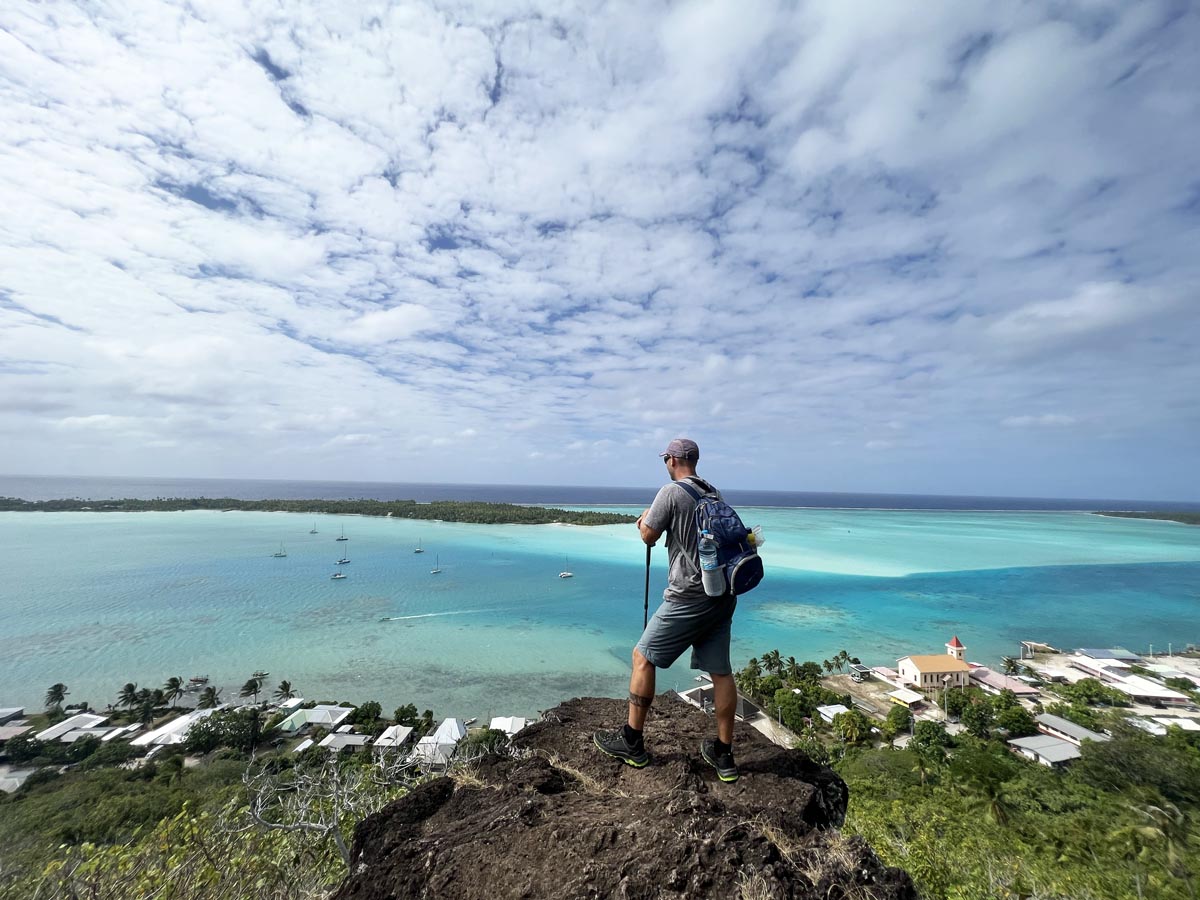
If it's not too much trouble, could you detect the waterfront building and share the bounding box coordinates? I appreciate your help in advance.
[968,666,1040,699]
[131,706,225,747]
[374,724,415,751]
[276,704,354,733]
[897,636,971,690]
[489,716,530,737]
[409,718,467,770]
[35,712,108,742]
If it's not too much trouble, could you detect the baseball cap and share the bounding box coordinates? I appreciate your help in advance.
[660,438,699,461]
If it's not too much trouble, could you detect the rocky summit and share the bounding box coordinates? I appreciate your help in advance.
[334,694,916,900]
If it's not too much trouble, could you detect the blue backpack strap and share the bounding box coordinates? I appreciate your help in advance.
[673,477,715,502]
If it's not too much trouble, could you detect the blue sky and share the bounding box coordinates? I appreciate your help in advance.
[0,1,1197,499]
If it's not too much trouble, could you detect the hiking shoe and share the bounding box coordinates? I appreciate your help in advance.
[593,728,650,768]
[700,739,739,782]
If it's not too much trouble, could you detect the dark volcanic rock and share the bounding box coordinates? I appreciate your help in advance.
[334,694,916,900]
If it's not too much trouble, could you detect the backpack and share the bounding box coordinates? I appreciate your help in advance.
[674,478,764,596]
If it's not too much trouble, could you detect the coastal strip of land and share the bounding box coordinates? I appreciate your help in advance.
[1094,510,1200,526]
[0,496,637,526]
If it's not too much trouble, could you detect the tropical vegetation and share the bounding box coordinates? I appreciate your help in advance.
[0,495,636,525]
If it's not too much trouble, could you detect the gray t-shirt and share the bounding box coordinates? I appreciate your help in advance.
[643,476,724,604]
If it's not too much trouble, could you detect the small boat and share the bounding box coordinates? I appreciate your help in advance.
[464,717,477,726]
[414,538,424,554]
[337,554,351,564]
[309,522,318,534]
[273,541,287,558]
[559,556,573,578]
[331,571,347,580]
[252,671,269,678]
[336,526,348,542]
[188,675,209,685]
[430,555,442,574]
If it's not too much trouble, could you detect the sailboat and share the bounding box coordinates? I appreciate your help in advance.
[273,541,288,558]
[413,538,424,554]
[331,563,347,580]
[336,551,351,565]
[336,526,348,542]
[430,555,442,574]
[559,556,573,578]
[309,521,318,534]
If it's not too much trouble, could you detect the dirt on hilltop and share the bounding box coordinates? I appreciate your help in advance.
[333,694,916,900]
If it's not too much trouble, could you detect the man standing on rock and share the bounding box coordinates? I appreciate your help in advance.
[594,438,740,782]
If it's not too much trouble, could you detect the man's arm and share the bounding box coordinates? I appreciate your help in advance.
[637,509,662,546]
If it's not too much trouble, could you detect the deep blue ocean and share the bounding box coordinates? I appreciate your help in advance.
[4,473,1200,510]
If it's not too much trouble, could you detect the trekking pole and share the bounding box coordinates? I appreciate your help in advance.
[643,544,652,629]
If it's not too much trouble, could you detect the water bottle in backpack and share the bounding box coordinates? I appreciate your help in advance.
[698,531,727,596]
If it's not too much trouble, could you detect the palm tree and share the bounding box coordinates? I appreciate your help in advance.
[1002,656,1019,676]
[762,649,783,675]
[44,683,68,710]
[198,686,222,709]
[138,697,156,726]
[784,656,802,682]
[1137,801,1194,897]
[835,650,850,673]
[744,657,762,680]
[833,711,863,746]
[274,680,295,702]
[163,676,184,708]
[822,659,834,675]
[118,682,139,709]
[1109,821,1157,900]
[240,677,263,704]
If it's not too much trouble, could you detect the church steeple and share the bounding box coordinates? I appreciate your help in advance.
[947,635,965,662]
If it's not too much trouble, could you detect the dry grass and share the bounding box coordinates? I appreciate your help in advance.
[754,820,888,900]
[737,867,777,900]
[445,761,489,790]
[540,751,629,799]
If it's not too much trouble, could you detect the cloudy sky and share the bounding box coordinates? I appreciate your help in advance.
[1,1,1197,499]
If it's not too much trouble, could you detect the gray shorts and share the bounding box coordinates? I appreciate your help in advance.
[635,596,737,675]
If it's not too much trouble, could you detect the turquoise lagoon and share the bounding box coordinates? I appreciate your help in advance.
[1,508,1198,720]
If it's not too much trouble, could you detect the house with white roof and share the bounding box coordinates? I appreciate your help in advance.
[816,704,851,724]
[276,704,354,733]
[409,718,467,770]
[489,716,530,737]
[132,706,226,747]
[374,724,414,751]
[1035,713,1110,747]
[36,713,109,742]
[1009,734,1081,767]
[318,733,372,753]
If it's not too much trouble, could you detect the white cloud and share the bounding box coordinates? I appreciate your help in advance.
[1002,414,1078,428]
[0,1,1196,498]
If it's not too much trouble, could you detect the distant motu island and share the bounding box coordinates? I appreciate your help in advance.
[0,496,637,526]
[1095,511,1200,526]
